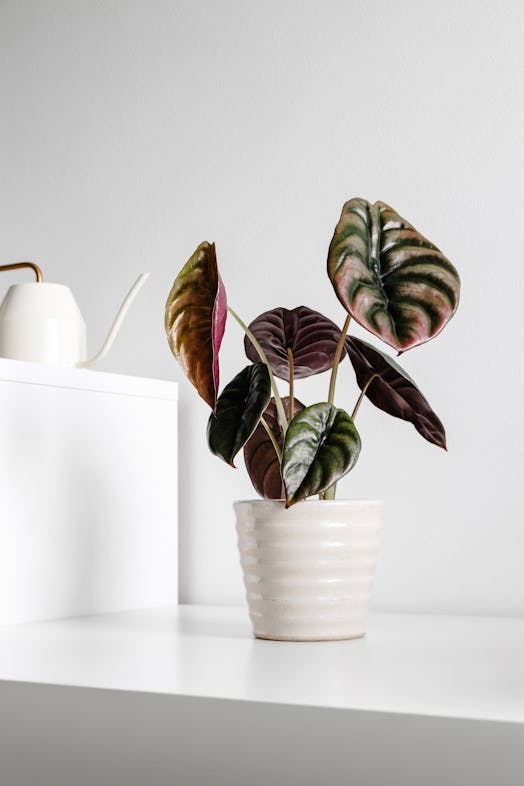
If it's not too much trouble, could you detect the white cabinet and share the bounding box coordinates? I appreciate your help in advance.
[0,359,178,624]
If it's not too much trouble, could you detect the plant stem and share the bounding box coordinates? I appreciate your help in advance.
[323,316,359,502]
[324,373,379,502]
[287,347,294,421]
[351,373,379,420]
[327,314,351,405]
[227,305,288,434]
[260,417,282,463]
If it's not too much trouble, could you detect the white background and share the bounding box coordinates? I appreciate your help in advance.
[1,0,523,613]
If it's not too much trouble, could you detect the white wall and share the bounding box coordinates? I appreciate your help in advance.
[1,0,523,614]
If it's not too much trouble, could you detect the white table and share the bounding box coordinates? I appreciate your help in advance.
[1,605,523,785]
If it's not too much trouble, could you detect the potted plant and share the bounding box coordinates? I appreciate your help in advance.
[165,198,460,641]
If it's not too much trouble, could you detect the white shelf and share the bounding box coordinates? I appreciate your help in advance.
[0,605,522,723]
[1,606,522,786]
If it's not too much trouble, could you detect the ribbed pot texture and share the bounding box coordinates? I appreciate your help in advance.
[235,500,382,641]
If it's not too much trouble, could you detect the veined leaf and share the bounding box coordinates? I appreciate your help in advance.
[328,199,460,351]
[207,364,271,466]
[244,397,305,499]
[282,403,361,506]
[165,241,227,411]
[345,336,447,448]
[244,306,345,380]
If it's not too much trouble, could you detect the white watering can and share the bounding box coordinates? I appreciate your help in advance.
[0,262,149,368]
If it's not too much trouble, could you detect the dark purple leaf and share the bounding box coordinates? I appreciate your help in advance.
[244,306,345,381]
[244,397,305,499]
[345,336,447,449]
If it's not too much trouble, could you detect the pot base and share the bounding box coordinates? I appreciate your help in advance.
[254,631,365,642]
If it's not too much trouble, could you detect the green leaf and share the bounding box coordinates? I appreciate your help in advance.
[207,364,272,467]
[282,403,361,506]
[165,241,227,411]
[327,199,460,351]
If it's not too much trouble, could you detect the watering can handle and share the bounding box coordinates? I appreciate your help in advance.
[78,272,150,368]
[0,262,43,282]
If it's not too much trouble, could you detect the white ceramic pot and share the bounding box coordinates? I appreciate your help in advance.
[235,499,382,641]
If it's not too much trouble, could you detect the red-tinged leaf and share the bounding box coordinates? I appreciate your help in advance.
[165,241,227,411]
[328,199,460,351]
[212,273,227,401]
[244,306,345,381]
[244,397,305,499]
[345,336,447,449]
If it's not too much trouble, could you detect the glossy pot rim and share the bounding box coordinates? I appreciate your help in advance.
[234,499,383,509]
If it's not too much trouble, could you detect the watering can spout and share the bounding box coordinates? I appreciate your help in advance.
[78,273,150,368]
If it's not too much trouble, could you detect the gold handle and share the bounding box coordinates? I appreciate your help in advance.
[0,262,43,282]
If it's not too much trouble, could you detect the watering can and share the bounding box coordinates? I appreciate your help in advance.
[0,262,149,367]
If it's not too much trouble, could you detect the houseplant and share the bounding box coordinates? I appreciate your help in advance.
[165,198,461,640]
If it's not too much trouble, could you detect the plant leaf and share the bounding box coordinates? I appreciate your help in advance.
[282,403,361,506]
[244,306,345,380]
[345,336,447,449]
[327,199,460,351]
[165,241,227,411]
[244,397,306,499]
[207,364,271,466]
